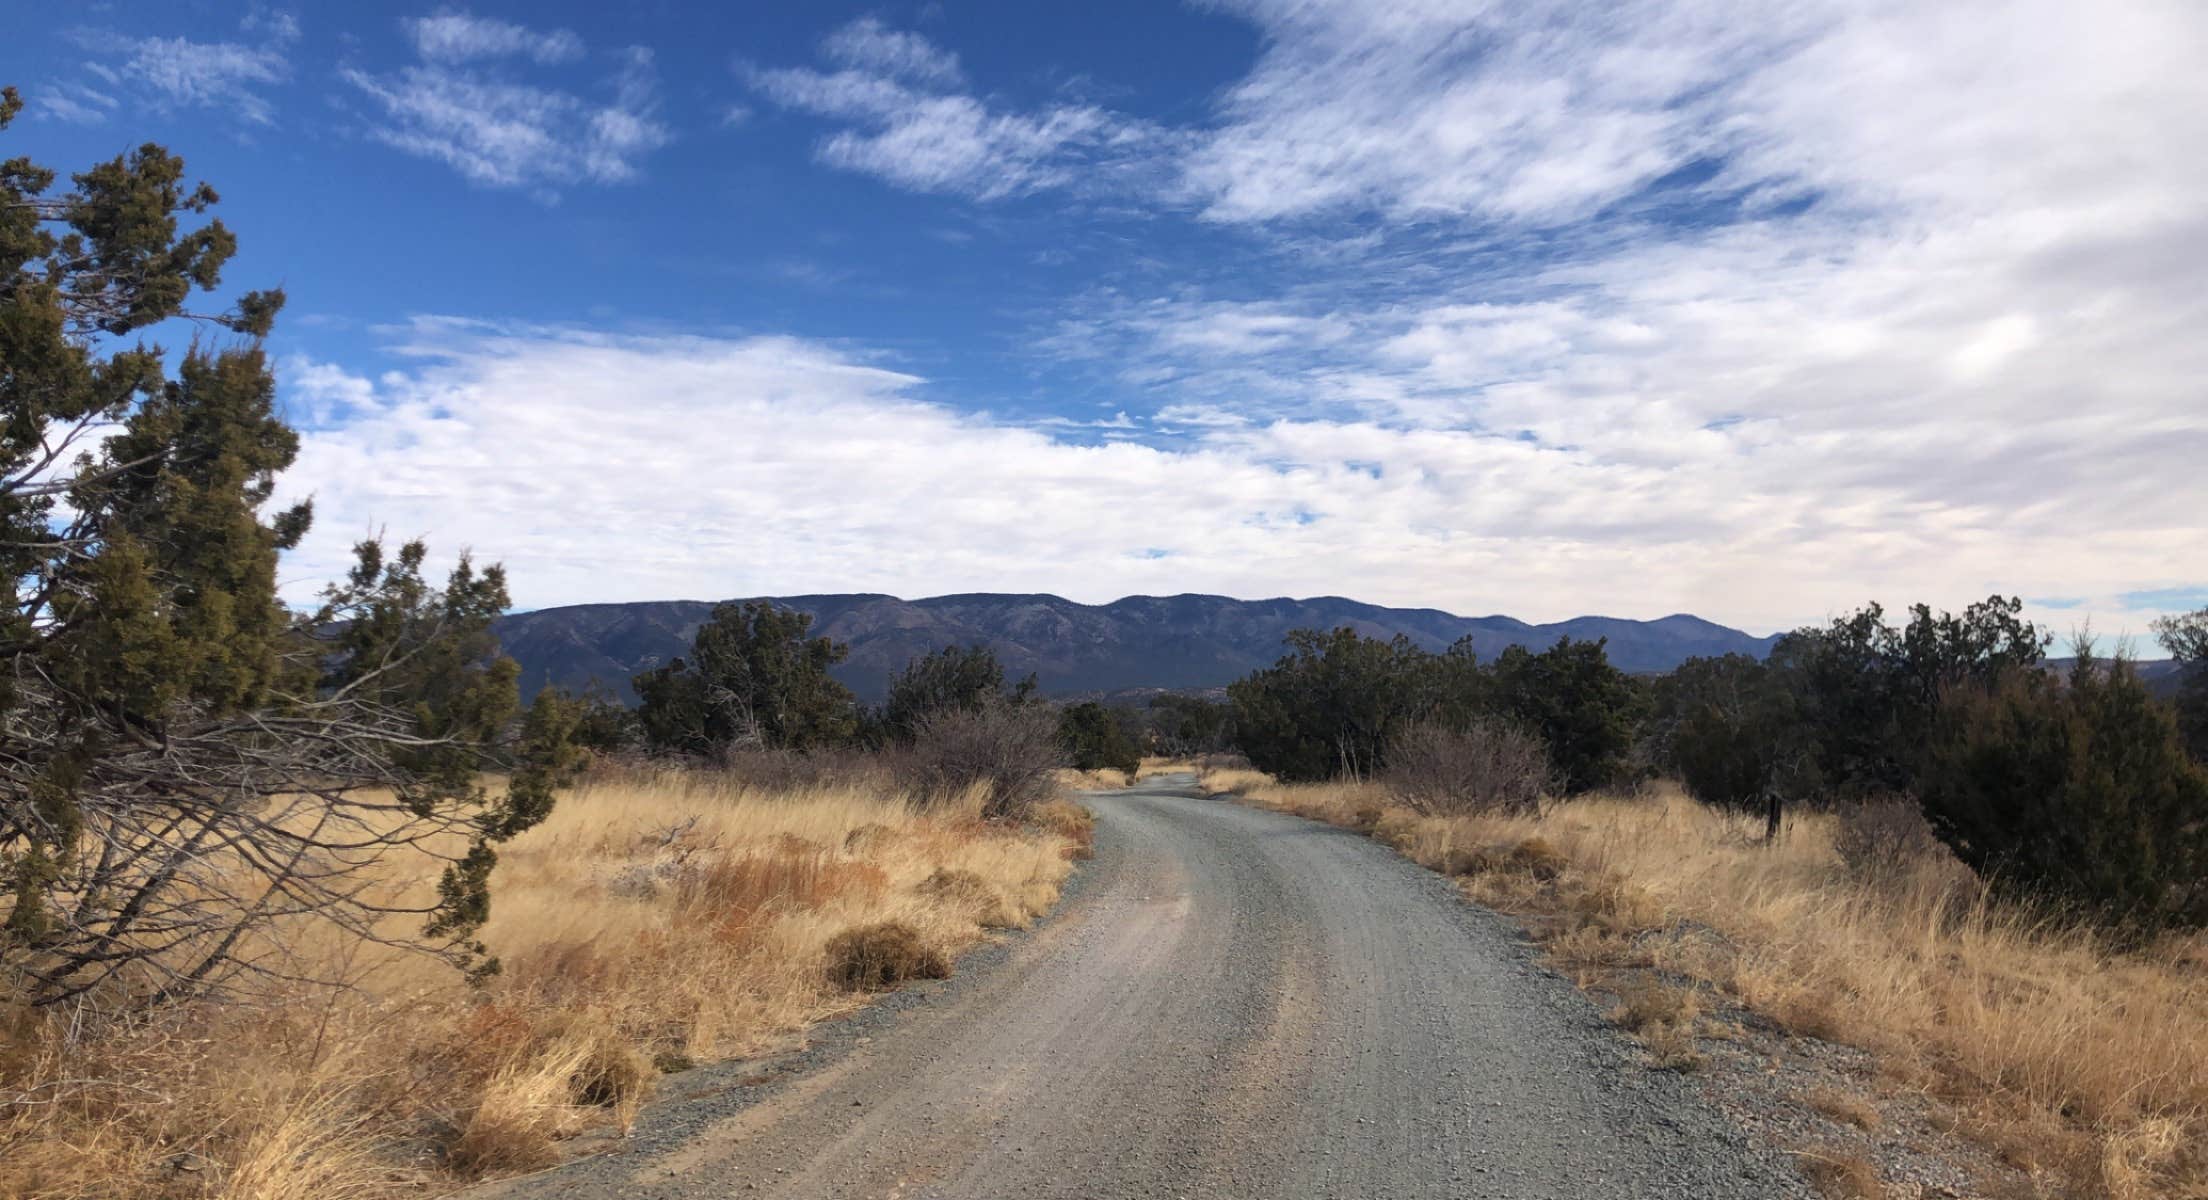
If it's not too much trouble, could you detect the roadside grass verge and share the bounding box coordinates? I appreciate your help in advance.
[1201,767,2208,1200]
[1055,766,1135,789]
[1055,756,1207,791]
[1,766,1086,1199]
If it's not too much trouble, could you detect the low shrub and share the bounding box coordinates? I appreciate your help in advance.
[897,701,1067,821]
[918,867,1015,927]
[824,922,951,991]
[1829,795,1975,900]
[1609,976,1703,1033]
[1384,719,1554,816]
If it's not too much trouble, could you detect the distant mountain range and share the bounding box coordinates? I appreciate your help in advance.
[492,593,1787,703]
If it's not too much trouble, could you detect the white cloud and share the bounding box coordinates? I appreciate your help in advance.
[272,324,2204,637]
[1182,0,1791,224]
[38,81,119,124]
[406,12,584,65]
[821,17,964,86]
[345,18,670,191]
[57,15,296,126]
[747,20,1161,200]
[272,2,2208,639]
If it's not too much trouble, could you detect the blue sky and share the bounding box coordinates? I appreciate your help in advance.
[7,1,2205,639]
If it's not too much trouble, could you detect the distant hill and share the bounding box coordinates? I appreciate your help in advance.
[492,593,1786,703]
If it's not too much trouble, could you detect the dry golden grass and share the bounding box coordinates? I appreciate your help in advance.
[1055,766,1135,790]
[1806,1087,1884,1132]
[1135,756,1198,780]
[1,767,1082,1200]
[1205,767,2208,1200]
[1053,756,1203,791]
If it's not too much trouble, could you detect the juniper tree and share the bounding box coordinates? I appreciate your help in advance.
[0,90,573,1006]
[1057,701,1140,774]
[1918,651,2208,931]
[878,643,1035,743]
[634,601,858,754]
[2151,607,2208,762]
[1487,637,1645,794]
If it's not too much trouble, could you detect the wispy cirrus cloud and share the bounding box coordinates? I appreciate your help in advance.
[745,19,1165,201]
[406,12,584,65]
[53,13,297,126]
[343,11,670,193]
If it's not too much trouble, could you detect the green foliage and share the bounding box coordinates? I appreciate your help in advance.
[633,601,858,755]
[1769,596,2046,797]
[1227,628,1439,781]
[1653,654,1818,810]
[534,683,639,756]
[2152,607,2208,763]
[877,643,1034,743]
[1918,654,2208,931]
[1226,627,1627,791]
[1058,701,1141,773]
[0,100,569,1005]
[1145,693,1235,755]
[1487,637,1645,793]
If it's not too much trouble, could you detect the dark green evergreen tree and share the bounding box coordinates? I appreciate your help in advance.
[878,643,1033,743]
[1771,596,2046,796]
[1227,628,1444,782]
[1652,653,1818,832]
[0,93,572,1005]
[633,601,858,754]
[1146,693,1235,755]
[1918,652,2208,931]
[1487,637,1645,794]
[1058,701,1142,773]
[2152,607,2208,763]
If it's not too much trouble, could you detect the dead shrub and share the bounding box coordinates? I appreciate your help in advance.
[1385,719,1555,817]
[918,868,1015,927]
[824,922,951,991]
[1610,977,1704,1033]
[897,702,1067,821]
[1832,795,1961,884]
[1609,978,1705,1070]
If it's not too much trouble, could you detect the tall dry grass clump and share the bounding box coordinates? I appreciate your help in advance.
[1,766,1083,1200]
[1204,765,2208,1200]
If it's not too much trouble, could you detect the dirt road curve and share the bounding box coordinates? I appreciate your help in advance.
[478,775,1809,1199]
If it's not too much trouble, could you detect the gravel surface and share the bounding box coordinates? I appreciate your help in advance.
[472,775,1812,1199]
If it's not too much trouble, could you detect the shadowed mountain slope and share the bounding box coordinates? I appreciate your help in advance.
[493,593,1784,702]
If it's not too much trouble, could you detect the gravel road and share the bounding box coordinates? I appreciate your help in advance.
[476,775,1810,1199]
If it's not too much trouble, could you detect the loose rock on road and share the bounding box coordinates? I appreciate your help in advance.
[476,774,1809,1199]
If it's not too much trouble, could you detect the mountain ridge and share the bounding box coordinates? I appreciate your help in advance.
[492,592,1786,703]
